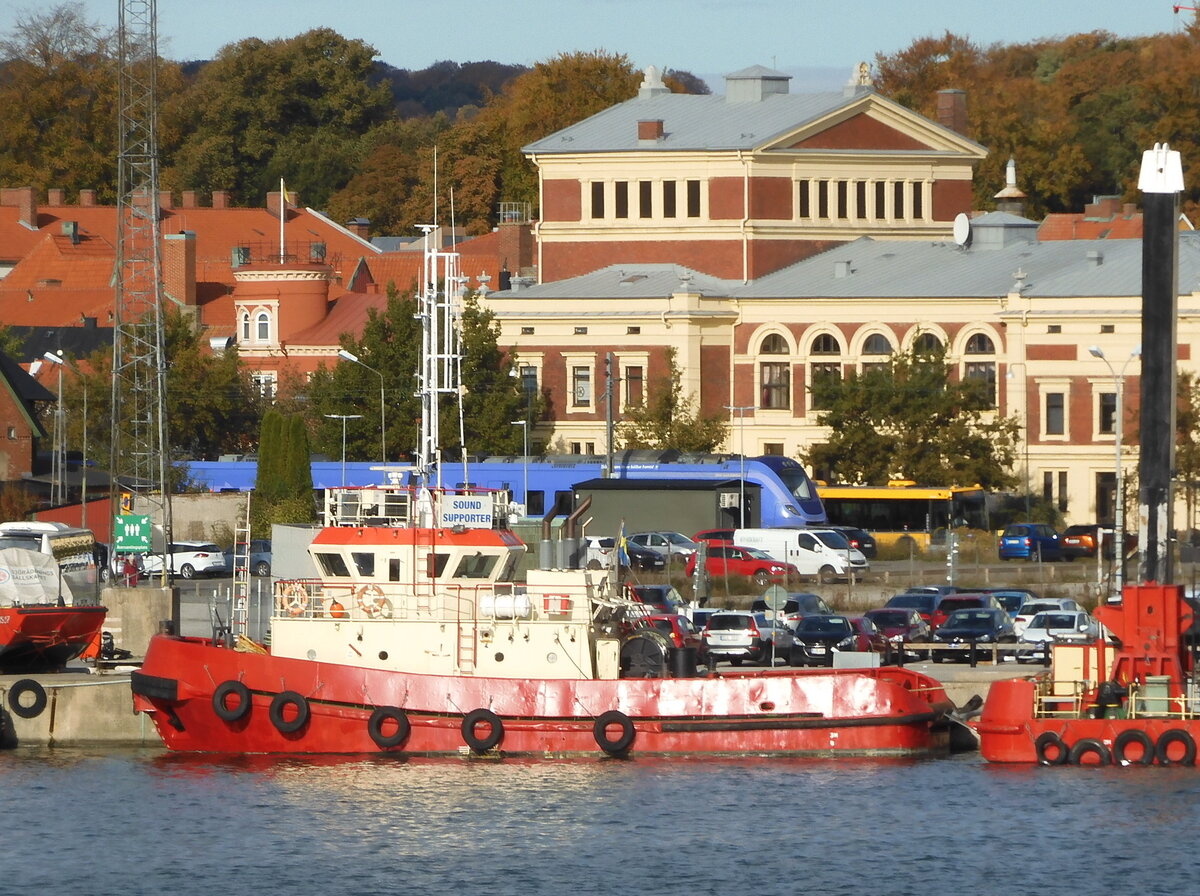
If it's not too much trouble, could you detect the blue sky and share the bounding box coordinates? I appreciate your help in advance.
[1,0,1185,91]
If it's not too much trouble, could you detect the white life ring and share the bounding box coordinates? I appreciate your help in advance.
[355,584,392,619]
[283,583,308,616]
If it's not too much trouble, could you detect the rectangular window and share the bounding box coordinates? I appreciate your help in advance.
[251,372,276,400]
[520,366,538,404]
[855,181,867,220]
[614,181,629,219]
[798,180,810,218]
[760,362,790,410]
[639,181,652,218]
[572,366,592,407]
[662,181,677,218]
[1058,471,1068,513]
[1099,392,1116,434]
[590,182,605,219]
[809,363,841,411]
[527,490,545,516]
[625,366,644,406]
[1043,471,1053,503]
[817,181,829,218]
[1046,392,1065,435]
[964,361,997,408]
[763,443,784,456]
[875,181,886,218]
[1100,324,1114,333]
[1047,325,1061,334]
[912,182,923,219]
[893,181,906,219]
[836,181,848,219]
[686,180,701,217]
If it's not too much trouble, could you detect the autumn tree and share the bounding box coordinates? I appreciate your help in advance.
[0,5,122,196]
[617,350,728,453]
[802,344,1020,489]
[161,28,393,207]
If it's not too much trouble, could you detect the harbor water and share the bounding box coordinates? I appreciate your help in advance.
[4,747,1198,895]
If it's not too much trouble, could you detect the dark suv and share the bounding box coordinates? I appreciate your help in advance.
[998,523,1063,561]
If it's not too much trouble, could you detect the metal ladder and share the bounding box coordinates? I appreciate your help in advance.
[230,493,252,638]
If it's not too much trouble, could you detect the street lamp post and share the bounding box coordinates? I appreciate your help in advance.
[325,414,363,487]
[338,349,386,461]
[43,352,88,526]
[510,420,529,513]
[1088,344,1142,594]
[725,405,754,527]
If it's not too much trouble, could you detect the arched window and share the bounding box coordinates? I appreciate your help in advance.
[862,333,892,355]
[913,332,943,355]
[760,332,789,354]
[963,332,997,408]
[965,333,996,354]
[810,333,841,355]
[241,312,250,341]
[758,333,790,409]
[256,311,270,341]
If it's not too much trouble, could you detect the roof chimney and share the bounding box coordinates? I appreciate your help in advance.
[267,190,297,218]
[1,187,37,228]
[993,157,1027,216]
[638,119,665,141]
[181,190,197,209]
[345,217,370,239]
[163,231,197,305]
[211,190,230,209]
[79,189,96,207]
[158,190,173,211]
[47,188,65,205]
[936,89,968,136]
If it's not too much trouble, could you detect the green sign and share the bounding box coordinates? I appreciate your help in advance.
[114,514,152,551]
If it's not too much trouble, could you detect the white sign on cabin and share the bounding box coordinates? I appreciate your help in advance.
[438,495,494,529]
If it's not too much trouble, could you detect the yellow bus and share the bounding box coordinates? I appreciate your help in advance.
[816,482,989,550]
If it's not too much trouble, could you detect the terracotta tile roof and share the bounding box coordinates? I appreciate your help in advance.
[287,289,392,346]
[1039,212,1144,241]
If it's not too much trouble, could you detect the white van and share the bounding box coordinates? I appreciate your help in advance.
[732,527,868,583]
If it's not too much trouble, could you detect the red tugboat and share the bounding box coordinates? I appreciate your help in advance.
[130,237,957,759]
[130,483,958,758]
[978,584,1200,765]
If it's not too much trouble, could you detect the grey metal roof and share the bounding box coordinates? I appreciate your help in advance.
[734,229,1200,300]
[489,263,741,300]
[524,87,980,155]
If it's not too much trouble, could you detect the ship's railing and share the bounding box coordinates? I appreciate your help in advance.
[1031,675,1200,720]
[322,484,513,529]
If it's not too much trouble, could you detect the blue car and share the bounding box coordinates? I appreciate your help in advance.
[998,524,1063,561]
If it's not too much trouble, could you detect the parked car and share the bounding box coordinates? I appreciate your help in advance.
[931,608,1017,663]
[930,593,1003,631]
[684,544,798,587]
[141,541,227,579]
[692,528,736,545]
[1015,610,1103,663]
[638,613,704,654]
[825,525,878,560]
[998,523,1064,561]
[750,591,834,629]
[627,531,700,564]
[223,539,272,577]
[701,611,793,666]
[981,588,1041,618]
[627,584,685,615]
[883,591,947,626]
[789,614,887,666]
[1013,598,1082,637]
[1061,524,1137,560]
[864,607,931,658]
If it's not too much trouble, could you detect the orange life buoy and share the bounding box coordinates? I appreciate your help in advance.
[327,600,348,619]
[355,584,392,619]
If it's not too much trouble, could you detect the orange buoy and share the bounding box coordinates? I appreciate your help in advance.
[328,600,348,619]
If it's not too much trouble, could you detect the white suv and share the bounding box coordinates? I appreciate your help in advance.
[141,542,227,579]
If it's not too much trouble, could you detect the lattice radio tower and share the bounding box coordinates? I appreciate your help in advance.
[111,0,171,573]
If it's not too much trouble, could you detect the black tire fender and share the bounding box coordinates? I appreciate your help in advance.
[367,706,411,750]
[1067,737,1111,766]
[7,679,47,719]
[1113,729,1155,766]
[268,690,310,734]
[462,708,504,752]
[1156,728,1197,766]
[212,680,252,722]
[593,710,636,756]
[1034,731,1068,766]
